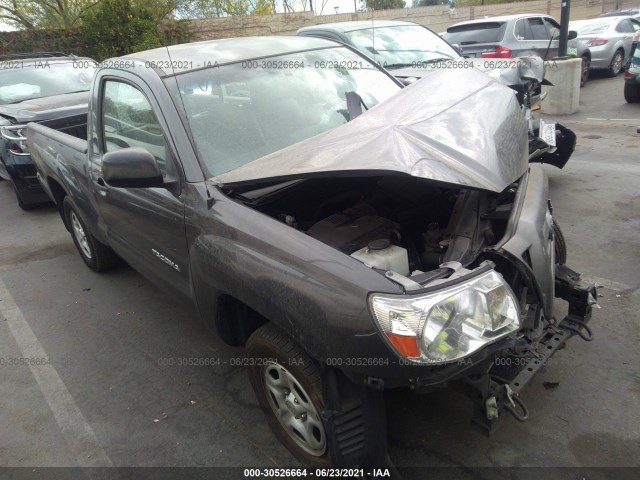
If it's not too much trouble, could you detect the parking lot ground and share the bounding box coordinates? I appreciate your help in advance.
[0,73,638,478]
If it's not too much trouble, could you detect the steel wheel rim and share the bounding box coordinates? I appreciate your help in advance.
[71,211,92,259]
[262,361,326,456]
[612,53,622,75]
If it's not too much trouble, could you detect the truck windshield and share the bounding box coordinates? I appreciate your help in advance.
[170,47,401,177]
[344,25,459,68]
[0,60,95,105]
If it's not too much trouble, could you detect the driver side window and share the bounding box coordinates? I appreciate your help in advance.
[102,81,167,176]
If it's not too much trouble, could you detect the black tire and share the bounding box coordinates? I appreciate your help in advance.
[63,197,120,272]
[553,219,567,265]
[246,324,331,467]
[607,49,624,77]
[624,82,640,103]
[580,55,590,87]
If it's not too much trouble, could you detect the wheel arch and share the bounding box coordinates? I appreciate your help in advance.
[215,294,269,347]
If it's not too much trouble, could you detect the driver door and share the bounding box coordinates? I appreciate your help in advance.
[91,76,191,300]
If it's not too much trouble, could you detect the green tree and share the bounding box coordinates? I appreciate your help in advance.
[178,0,273,17]
[360,0,405,10]
[80,0,162,59]
[0,0,99,29]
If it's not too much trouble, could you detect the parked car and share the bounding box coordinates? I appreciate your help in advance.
[0,52,95,209]
[298,20,577,170]
[599,8,640,57]
[443,14,591,86]
[599,8,640,21]
[624,46,640,102]
[569,16,640,77]
[297,20,461,69]
[27,36,596,468]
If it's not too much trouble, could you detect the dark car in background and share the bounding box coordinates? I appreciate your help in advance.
[297,20,461,70]
[599,8,640,21]
[0,52,95,209]
[443,14,590,86]
[624,46,640,102]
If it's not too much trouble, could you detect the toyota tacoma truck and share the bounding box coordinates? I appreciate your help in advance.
[27,37,597,469]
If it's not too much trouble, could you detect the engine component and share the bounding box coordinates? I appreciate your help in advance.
[306,214,397,254]
[351,239,410,276]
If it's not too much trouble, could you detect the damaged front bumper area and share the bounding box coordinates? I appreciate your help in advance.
[529,121,577,169]
[320,267,597,467]
[464,264,597,435]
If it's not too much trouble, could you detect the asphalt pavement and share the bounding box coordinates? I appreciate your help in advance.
[0,72,638,478]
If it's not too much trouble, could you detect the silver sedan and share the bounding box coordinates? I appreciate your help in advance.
[569,16,640,76]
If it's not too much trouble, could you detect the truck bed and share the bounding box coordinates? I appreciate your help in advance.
[26,121,88,205]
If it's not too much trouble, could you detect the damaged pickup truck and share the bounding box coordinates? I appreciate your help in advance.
[27,37,597,468]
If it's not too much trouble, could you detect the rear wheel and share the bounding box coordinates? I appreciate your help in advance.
[63,197,120,272]
[624,82,640,103]
[553,219,567,265]
[607,50,624,77]
[580,55,590,87]
[246,324,330,466]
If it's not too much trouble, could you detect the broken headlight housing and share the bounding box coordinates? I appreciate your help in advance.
[370,268,520,364]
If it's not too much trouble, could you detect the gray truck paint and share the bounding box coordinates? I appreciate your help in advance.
[27,36,591,386]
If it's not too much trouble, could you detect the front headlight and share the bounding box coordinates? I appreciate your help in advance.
[370,269,520,364]
[1,125,30,155]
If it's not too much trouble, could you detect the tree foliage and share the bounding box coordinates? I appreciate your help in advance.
[0,0,185,30]
[178,0,273,18]
[360,0,405,10]
[0,0,279,30]
[0,0,99,29]
[79,0,162,59]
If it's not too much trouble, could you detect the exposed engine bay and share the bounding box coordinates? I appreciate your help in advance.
[233,175,517,280]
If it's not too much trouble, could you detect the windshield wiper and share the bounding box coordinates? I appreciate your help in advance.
[383,63,415,70]
[345,91,367,121]
[420,57,458,64]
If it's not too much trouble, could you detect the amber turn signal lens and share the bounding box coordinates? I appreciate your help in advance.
[387,333,421,359]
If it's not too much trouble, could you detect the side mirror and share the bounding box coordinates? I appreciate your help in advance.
[103,147,163,188]
[568,30,578,40]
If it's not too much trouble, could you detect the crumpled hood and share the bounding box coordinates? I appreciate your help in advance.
[214,67,528,193]
[0,91,89,123]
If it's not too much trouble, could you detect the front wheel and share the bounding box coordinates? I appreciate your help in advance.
[607,50,624,77]
[553,219,567,265]
[246,324,330,466]
[63,197,120,272]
